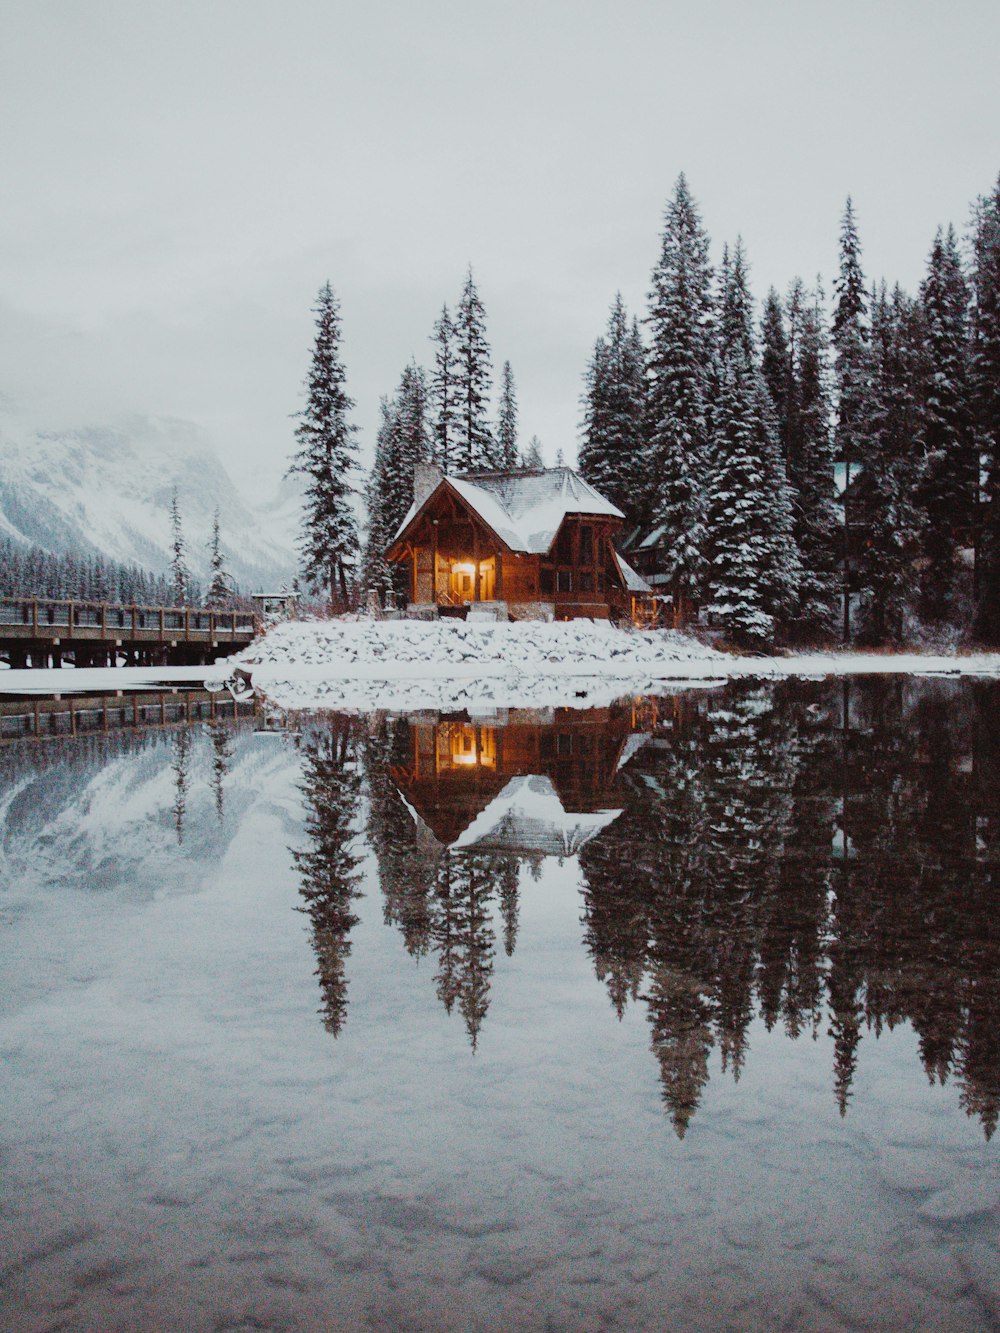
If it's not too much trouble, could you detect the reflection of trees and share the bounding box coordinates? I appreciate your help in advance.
[293,717,364,1036]
[171,728,190,844]
[579,678,1000,1139]
[363,716,520,1048]
[208,718,232,822]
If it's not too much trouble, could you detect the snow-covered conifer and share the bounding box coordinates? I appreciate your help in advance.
[704,242,799,647]
[496,360,519,470]
[206,509,231,606]
[288,282,360,603]
[452,269,494,471]
[789,282,840,637]
[917,225,974,619]
[646,174,715,619]
[853,284,923,644]
[970,175,1000,641]
[522,435,544,470]
[831,198,872,639]
[429,303,459,472]
[169,488,189,606]
[579,294,647,524]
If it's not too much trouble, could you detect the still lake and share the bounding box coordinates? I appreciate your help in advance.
[1,677,999,1331]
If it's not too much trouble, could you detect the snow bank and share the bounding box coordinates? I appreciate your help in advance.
[227,619,1000,713]
[227,618,726,712]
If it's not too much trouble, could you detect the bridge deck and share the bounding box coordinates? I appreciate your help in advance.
[0,597,257,666]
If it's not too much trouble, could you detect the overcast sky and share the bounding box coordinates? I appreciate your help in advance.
[1,0,998,500]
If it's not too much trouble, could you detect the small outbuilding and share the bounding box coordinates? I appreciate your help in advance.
[386,464,651,621]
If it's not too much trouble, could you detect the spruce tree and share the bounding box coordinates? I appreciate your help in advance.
[853,285,922,645]
[429,303,459,472]
[452,269,494,471]
[362,365,431,605]
[760,287,795,466]
[579,294,647,523]
[704,242,799,647]
[288,282,360,603]
[832,198,871,640]
[522,435,544,470]
[918,225,974,620]
[971,175,1000,642]
[496,360,519,470]
[362,397,400,605]
[646,173,715,621]
[168,488,189,606]
[206,509,231,607]
[789,282,840,637]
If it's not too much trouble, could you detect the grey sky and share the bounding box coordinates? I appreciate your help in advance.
[1,0,998,499]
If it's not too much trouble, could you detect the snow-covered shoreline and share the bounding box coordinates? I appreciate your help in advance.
[226,618,1000,712]
[3,618,1000,710]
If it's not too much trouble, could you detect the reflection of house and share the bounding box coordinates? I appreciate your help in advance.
[390,707,646,854]
[387,464,650,621]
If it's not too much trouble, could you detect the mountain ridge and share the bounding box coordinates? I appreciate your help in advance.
[0,413,301,591]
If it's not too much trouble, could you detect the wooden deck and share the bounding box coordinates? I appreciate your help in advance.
[0,689,254,744]
[0,596,256,668]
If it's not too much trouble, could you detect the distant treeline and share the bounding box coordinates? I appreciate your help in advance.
[0,536,204,607]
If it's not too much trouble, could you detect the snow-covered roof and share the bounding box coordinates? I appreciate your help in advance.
[447,774,623,855]
[612,550,652,594]
[392,467,624,555]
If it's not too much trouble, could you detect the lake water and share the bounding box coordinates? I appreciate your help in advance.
[1,677,999,1331]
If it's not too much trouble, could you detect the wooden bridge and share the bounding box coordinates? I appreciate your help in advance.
[0,596,256,669]
[0,689,255,744]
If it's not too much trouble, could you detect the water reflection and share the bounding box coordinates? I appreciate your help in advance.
[292,683,1000,1139]
[292,717,364,1035]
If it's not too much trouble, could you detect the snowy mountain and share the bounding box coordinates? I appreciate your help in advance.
[0,413,300,590]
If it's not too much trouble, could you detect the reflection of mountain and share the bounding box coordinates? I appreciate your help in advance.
[0,711,290,902]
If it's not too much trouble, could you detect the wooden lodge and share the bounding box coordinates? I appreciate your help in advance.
[390,706,641,854]
[386,464,651,621]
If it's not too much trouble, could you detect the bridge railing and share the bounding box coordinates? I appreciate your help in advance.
[0,597,256,637]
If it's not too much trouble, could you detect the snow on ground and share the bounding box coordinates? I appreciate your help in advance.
[3,618,1000,710]
[226,618,1000,713]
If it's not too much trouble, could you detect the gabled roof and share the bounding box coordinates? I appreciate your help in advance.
[428,773,624,855]
[391,466,624,556]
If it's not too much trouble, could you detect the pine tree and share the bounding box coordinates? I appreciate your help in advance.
[918,225,974,620]
[971,175,1000,642]
[646,173,715,621]
[704,242,799,648]
[496,360,519,469]
[853,285,923,645]
[452,268,494,471]
[206,509,231,607]
[832,198,871,640]
[579,294,647,523]
[789,282,840,637]
[363,398,401,604]
[429,303,459,472]
[760,287,795,466]
[168,488,189,606]
[522,435,544,470]
[362,364,431,605]
[288,282,360,603]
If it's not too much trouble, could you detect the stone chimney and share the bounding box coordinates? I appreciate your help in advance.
[413,461,444,508]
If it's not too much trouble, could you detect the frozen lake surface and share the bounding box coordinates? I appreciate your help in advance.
[1,676,999,1331]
